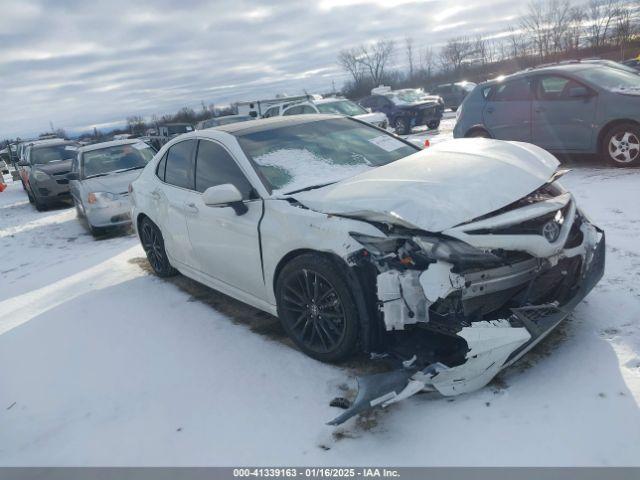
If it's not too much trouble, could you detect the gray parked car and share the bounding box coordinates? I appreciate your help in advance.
[430,81,476,111]
[453,64,640,166]
[18,139,79,210]
[68,140,155,235]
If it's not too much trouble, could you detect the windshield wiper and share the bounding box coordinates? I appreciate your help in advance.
[85,172,111,179]
[111,166,146,174]
[285,181,338,195]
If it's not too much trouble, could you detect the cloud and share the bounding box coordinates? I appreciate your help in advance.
[1,0,527,138]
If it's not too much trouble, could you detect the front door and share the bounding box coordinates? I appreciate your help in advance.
[185,139,265,299]
[156,139,197,267]
[532,74,598,151]
[482,77,533,142]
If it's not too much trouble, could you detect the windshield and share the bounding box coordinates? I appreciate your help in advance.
[385,90,423,104]
[575,67,640,91]
[317,100,367,116]
[216,115,252,126]
[82,143,154,178]
[237,117,418,195]
[31,144,77,165]
[167,125,193,135]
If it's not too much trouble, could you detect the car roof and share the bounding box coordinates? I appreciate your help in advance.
[77,139,146,153]
[30,139,76,150]
[195,114,342,136]
[314,97,349,104]
[483,63,598,85]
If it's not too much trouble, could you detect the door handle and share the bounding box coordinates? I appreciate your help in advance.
[184,202,199,214]
[535,107,546,113]
[486,107,494,114]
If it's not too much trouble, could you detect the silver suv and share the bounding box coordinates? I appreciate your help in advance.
[453,63,640,166]
[18,140,78,210]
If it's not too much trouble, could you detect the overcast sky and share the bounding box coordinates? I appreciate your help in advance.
[1,0,530,138]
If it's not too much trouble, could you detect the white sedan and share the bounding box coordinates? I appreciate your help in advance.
[130,114,604,423]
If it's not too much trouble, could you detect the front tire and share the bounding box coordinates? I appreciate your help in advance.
[603,123,640,167]
[427,120,440,130]
[276,254,359,363]
[139,217,177,277]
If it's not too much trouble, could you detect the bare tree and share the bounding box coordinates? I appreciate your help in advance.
[126,115,146,136]
[359,40,395,85]
[405,37,415,80]
[521,0,549,59]
[587,0,618,48]
[563,6,586,53]
[439,37,474,72]
[547,0,572,55]
[474,35,488,65]
[419,46,435,79]
[614,6,635,59]
[337,47,365,83]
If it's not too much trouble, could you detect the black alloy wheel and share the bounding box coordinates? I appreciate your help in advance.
[276,254,359,362]
[140,218,177,277]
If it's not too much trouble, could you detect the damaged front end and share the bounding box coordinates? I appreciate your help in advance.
[330,182,605,425]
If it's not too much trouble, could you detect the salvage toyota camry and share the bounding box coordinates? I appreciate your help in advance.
[130,115,604,424]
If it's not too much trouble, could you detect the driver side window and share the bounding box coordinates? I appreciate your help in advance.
[195,140,254,199]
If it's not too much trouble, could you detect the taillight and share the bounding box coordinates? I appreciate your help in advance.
[424,139,430,148]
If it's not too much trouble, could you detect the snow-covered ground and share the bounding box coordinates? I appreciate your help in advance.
[1,124,640,465]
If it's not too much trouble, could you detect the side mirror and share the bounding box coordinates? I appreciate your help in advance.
[18,160,29,167]
[203,184,247,215]
[366,107,372,113]
[569,86,589,98]
[67,172,79,181]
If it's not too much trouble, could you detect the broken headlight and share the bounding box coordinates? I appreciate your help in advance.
[413,236,503,268]
[349,232,404,256]
[350,232,503,269]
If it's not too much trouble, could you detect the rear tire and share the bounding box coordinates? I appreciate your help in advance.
[427,121,440,130]
[394,117,411,135]
[276,254,359,363]
[139,217,177,277]
[602,123,640,167]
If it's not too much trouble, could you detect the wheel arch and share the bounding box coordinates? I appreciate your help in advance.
[465,125,492,138]
[597,119,640,152]
[272,248,381,353]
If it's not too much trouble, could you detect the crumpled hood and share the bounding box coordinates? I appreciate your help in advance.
[291,139,560,232]
[81,169,141,195]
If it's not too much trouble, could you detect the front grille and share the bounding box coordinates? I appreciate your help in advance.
[467,203,570,236]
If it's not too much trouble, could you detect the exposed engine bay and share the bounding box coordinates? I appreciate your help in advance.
[329,179,605,425]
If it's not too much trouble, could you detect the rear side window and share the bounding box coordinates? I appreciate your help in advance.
[156,152,167,181]
[492,78,532,101]
[536,75,586,100]
[164,140,196,189]
[195,141,254,198]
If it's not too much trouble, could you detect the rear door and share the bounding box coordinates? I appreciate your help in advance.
[482,77,533,142]
[184,139,265,298]
[531,74,598,151]
[155,139,197,267]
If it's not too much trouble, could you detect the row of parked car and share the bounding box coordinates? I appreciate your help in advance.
[3,55,636,424]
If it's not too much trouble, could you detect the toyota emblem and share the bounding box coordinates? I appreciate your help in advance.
[542,220,561,242]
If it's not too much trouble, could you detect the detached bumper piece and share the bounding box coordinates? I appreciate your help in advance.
[329,230,605,426]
